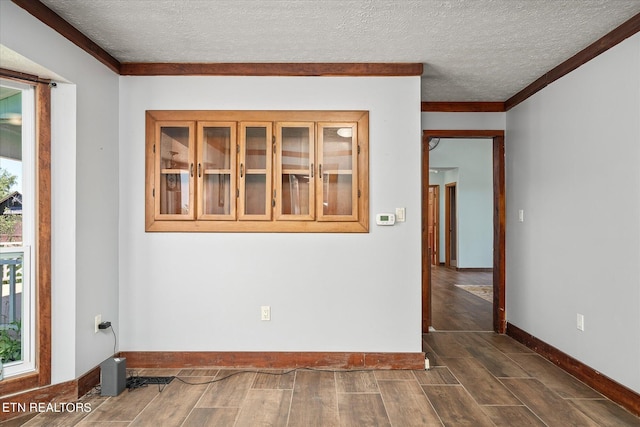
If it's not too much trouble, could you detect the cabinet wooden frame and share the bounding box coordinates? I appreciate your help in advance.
[275,121,315,221]
[153,120,196,220]
[317,122,359,222]
[238,122,273,221]
[146,110,369,232]
[197,121,237,220]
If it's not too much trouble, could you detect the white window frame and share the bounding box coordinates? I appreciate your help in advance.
[0,79,36,377]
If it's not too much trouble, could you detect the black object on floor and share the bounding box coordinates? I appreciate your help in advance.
[126,376,174,391]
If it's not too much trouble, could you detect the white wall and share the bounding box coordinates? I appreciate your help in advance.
[422,111,506,130]
[118,76,423,352]
[0,2,120,381]
[506,33,640,392]
[429,139,493,268]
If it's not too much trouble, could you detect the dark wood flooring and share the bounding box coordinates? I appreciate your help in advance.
[7,332,640,426]
[5,267,639,425]
[431,265,493,331]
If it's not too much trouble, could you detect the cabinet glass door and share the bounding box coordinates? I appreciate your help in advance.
[197,122,236,220]
[156,121,195,219]
[239,123,272,220]
[317,123,358,221]
[275,123,314,220]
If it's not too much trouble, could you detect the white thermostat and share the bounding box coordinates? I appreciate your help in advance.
[376,213,396,225]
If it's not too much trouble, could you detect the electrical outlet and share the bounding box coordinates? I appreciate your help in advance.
[95,314,102,333]
[261,306,271,321]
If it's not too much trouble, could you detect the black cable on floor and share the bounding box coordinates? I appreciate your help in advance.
[168,366,421,387]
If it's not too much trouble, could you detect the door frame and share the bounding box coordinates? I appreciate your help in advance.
[428,184,439,266]
[422,130,506,333]
[444,182,457,268]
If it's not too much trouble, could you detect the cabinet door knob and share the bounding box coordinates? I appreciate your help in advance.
[240,163,244,178]
[319,164,323,178]
[197,163,202,178]
[190,163,194,177]
[311,163,314,178]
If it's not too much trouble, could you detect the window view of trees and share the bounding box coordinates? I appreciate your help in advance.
[0,168,21,243]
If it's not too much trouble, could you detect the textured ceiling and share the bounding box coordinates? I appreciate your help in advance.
[36,0,640,101]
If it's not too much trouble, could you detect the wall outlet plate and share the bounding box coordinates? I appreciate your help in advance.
[95,314,102,333]
[577,313,585,331]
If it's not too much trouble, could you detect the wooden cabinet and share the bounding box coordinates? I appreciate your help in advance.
[146,111,369,232]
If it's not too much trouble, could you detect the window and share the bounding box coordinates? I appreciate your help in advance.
[145,111,369,232]
[0,73,50,394]
[0,79,35,378]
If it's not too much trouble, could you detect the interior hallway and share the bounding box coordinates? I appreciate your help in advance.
[431,265,493,331]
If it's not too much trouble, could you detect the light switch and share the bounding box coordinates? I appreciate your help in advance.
[518,209,524,222]
[395,207,406,222]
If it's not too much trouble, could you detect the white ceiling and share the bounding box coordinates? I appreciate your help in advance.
[35,0,640,102]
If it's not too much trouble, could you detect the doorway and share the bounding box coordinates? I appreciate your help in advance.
[421,130,505,334]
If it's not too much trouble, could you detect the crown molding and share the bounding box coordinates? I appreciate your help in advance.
[120,62,423,76]
[422,130,505,139]
[13,1,639,106]
[11,0,121,74]
[421,102,505,112]
[11,1,422,77]
[505,11,640,110]
[424,12,640,111]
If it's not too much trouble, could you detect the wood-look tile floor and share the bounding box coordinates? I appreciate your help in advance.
[431,265,493,332]
[7,332,640,426]
[6,269,639,426]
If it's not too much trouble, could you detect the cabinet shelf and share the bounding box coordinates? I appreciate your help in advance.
[161,168,188,174]
[321,170,353,175]
[282,169,311,175]
[282,164,310,170]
